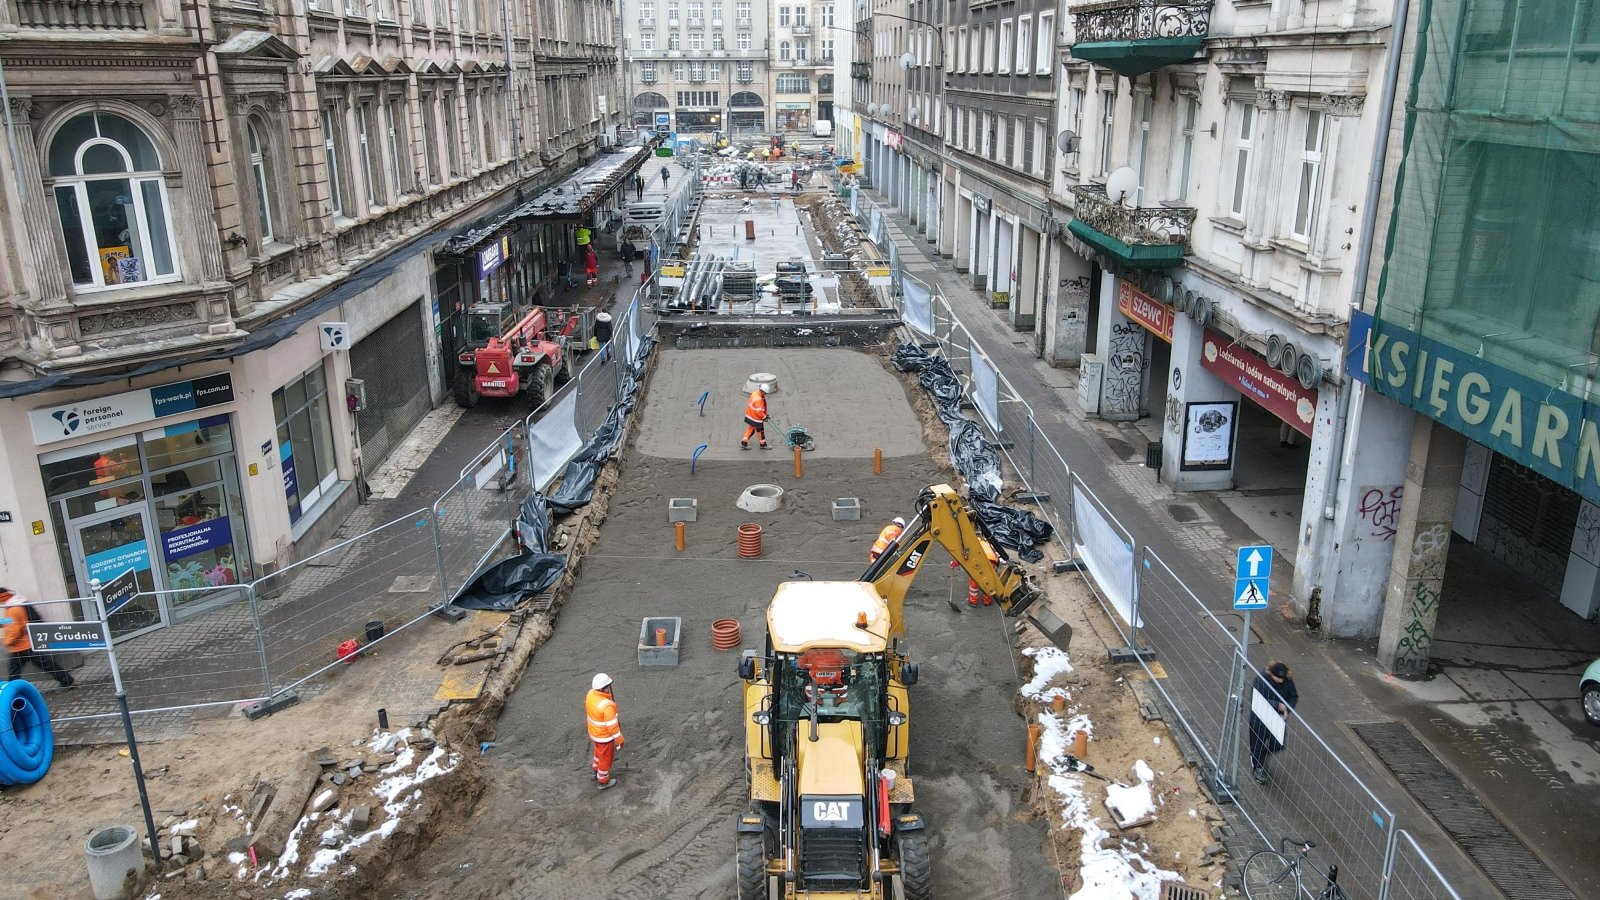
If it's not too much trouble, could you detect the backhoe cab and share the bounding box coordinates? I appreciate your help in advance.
[735,484,1041,899]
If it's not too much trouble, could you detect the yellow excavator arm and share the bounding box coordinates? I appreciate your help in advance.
[861,484,1041,639]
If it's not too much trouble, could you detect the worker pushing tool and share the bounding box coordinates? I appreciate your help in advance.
[869,516,906,562]
[954,537,1002,606]
[740,383,772,449]
[585,673,624,790]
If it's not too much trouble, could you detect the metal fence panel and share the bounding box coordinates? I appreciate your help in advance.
[1385,830,1467,900]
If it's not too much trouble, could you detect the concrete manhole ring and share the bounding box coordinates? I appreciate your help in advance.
[737,483,785,513]
[743,372,780,394]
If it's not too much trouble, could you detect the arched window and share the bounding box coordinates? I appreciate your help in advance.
[634,92,671,109]
[49,111,179,289]
[780,40,791,60]
[730,91,764,108]
[248,120,276,244]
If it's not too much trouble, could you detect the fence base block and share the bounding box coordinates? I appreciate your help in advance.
[1107,645,1157,665]
[1199,765,1242,806]
[1013,492,1051,505]
[243,692,300,721]
[431,604,468,623]
[1050,558,1086,575]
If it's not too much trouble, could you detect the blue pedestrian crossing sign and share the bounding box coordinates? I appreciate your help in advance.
[1234,545,1272,610]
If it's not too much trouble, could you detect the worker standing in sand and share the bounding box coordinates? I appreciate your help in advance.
[586,673,624,789]
[869,517,906,562]
[741,383,772,450]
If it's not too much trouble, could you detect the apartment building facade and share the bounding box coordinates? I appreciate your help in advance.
[622,0,774,134]
[0,0,624,634]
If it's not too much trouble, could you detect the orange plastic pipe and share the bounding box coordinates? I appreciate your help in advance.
[1072,730,1089,759]
[675,521,686,552]
[793,446,803,478]
[1025,724,1042,773]
[874,448,883,474]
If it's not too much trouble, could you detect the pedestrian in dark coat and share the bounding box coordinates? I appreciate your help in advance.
[634,173,645,201]
[621,243,636,276]
[1248,660,1298,784]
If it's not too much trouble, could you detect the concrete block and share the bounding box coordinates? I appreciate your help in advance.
[832,498,861,521]
[669,498,698,523]
[351,804,372,833]
[737,484,784,513]
[638,616,682,667]
[242,691,299,720]
[309,789,337,814]
[249,754,323,860]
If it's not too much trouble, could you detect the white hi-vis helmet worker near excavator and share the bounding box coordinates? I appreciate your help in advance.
[592,673,613,691]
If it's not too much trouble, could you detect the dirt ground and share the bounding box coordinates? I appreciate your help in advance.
[386,347,1056,898]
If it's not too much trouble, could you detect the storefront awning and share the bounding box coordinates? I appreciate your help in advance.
[441,145,651,256]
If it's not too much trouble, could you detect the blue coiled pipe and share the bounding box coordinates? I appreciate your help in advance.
[0,680,54,785]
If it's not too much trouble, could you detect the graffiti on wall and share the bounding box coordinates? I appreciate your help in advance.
[1357,486,1403,540]
[1103,320,1146,415]
[1392,522,1450,674]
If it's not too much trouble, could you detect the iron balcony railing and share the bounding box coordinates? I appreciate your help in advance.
[1071,0,1212,43]
[1069,184,1196,248]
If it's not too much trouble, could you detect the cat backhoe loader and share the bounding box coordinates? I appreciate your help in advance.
[734,484,1041,899]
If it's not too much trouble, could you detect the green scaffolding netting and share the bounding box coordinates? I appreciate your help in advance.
[1371,0,1600,502]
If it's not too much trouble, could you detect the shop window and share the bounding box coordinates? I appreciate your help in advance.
[48,111,180,290]
[40,434,144,503]
[143,414,235,472]
[273,365,339,524]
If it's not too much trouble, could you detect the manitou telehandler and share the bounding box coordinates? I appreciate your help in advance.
[735,484,1042,899]
[453,300,588,409]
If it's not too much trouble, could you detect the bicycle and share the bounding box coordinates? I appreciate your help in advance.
[1241,838,1347,900]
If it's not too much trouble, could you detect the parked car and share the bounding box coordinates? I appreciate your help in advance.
[1584,658,1600,725]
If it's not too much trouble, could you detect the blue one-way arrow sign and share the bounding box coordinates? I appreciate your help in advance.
[1234,544,1272,610]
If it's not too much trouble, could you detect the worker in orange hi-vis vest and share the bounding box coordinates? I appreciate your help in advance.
[869,517,906,562]
[740,384,772,450]
[953,538,1002,607]
[585,673,624,790]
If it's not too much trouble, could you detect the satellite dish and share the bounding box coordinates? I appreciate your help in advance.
[866,103,878,116]
[908,105,920,122]
[1056,130,1079,154]
[1105,167,1138,205]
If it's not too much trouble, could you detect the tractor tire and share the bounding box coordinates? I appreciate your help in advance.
[453,378,479,408]
[527,362,553,410]
[555,348,575,386]
[897,828,932,900]
[736,830,768,900]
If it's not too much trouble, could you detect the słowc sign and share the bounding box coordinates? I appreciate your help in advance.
[1349,310,1600,505]
[29,373,235,446]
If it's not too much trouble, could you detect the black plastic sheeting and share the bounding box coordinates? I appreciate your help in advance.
[892,341,1054,562]
[451,551,567,611]
[514,493,552,554]
[545,340,655,513]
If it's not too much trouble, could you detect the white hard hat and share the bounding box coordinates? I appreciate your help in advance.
[592,673,613,691]
[892,517,906,527]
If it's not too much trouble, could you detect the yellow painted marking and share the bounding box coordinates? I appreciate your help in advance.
[434,611,512,702]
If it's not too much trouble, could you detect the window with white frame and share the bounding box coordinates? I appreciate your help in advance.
[822,38,834,59]
[780,40,791,59]
[673,61,686,78]
[1033,120,1045,174]
[1292,108,1326,240]
[1006,117,1016,167]
[1098,89,1114,177]
[641,31,655,50]
[999,19,1012,74]
[443,94,462,177]
[735,0,749,22]
[1016,15,1031,73]
[321,106,345,216]
[1174,94,1196,201]
[794,5,805,26]
[410,0,426,26]
[709,62,721,79]
[689,31,703,50]
[713,29,724,48]
[1131,93,1151,204]
[820,2,833,26]
[1035,11,1054,74]
[387,95,409,194]
[421,95,441,184]
[345,0,364,17]
[247,120,276,243]
[796,40,808,59]
[778,5,789,25]
[1230,101,1255,217]
[356,102,379,204]
[641,1,654,18]
[983,24,995,73]
[669,33,681,50]
[737,31,750,49]
[377,0,394,21]
[48,111,180,289]
[274,365,339,524]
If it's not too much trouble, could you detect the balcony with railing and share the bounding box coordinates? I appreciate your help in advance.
[791,23,810,35]
[1069,0,1211,77]
[639,15,654,25]
[1067,184,1195,268]
[687,16,703,27]
[11,0,150,30]
[850,60,871,80]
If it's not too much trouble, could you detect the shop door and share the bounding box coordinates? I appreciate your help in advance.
[352,302,433,469]
[69,505,164,640]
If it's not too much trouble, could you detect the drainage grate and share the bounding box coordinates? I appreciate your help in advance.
[1159,883,1208,900]
[1350,721,1578,900]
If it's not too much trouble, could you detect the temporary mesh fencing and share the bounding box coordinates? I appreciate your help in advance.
[41,287,659,739]
[861,198,1467,898]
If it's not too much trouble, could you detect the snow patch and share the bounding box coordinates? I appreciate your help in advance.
[1027,646,1178,900]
